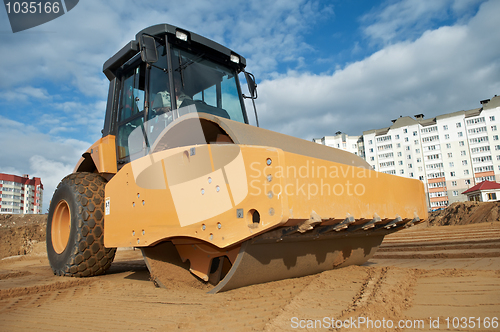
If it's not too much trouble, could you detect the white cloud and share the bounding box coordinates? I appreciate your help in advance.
[28,155,75,213]
[0,116,91,212]
[361,0,486,45]
[0,0,333,147]
[0,0,332,94]
[257,0,500,139]
[0,86,52,102]
[52,100,106,131]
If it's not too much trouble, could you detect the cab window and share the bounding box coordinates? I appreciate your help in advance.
[117,62,146,161]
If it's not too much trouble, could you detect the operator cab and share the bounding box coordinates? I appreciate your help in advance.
[102,24,253,164]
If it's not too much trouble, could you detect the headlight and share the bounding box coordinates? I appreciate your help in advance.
[230,54,240,64]
[176,30,188,41]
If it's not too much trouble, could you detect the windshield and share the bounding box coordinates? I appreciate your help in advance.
[171,47,245,123]
[147,46,246,124]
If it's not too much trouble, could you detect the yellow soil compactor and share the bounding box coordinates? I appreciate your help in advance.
[47,24,427,293]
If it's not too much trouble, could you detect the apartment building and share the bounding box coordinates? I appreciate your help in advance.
[313,131,365,158]
[363,95,500,210]
[0,173,44,214]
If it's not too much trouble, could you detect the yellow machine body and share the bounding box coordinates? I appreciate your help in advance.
[80,114,428,291]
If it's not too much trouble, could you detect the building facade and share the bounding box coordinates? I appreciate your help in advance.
[313,131,365,158]
[364,96,500,210]
[0,173,44,214]
[314,95,500,211]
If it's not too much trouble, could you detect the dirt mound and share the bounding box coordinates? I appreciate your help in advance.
[0,214,47,259]
[428,201,500,226]
[0,214,47,229]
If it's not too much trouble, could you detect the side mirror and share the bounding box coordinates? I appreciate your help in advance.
[140,35,158,64]
[243,71,259,127]
[244,72,257,99]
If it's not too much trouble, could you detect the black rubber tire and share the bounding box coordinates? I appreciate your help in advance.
[46,172,116,277]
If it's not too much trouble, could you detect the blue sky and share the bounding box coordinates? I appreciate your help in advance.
[1,0,499,213]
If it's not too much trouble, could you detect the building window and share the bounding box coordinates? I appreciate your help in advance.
[493,135,499,141]
[461,150,467,156]
[416,148,420,153]
[377,144,393,151]
[369,148,373,152]
[450,171,456,177]
[380,161,395,168]
[469,136,489,144]
[476,175,495,183]
[422,135,439,143]
[421,126,438,134]
[446,143,451,149]
[397,143,401,148]
[453,191,458,196]
[458,132,463,137]
[459,141,465,146]
[398,161,403,165]
[492,125,497,131]
[369,140,373,145]
[487,193,497,200]
[428,181,446,188]
[448,152,453,158]
[413,131,417,136]
[468,126,487,134]
[449,162,454,167]
[428,170,445,179]
[464,170,469,175]
[400,170,404,175]
[452,181,457,186]
[465,179,471,185]
[445,134,450,139]
[377,136,392,143]
[490,116,496,121]
[409,172,414,177]
[397,152,402,157]
[472,156,492,163]
[403,129,407,133]
[466,117,485,125]
[370,156,374,161]
[419,175,424,180]
[417,158,422,163]
[404,137,409,142]
[462,160,468,165]
[405,146,410,151]
[418,167,423,172]
[456,122,462,128]
[443,125,448,130]
[395,134,400,139]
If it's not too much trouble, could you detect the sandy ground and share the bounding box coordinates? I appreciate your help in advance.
[0,219,498,331]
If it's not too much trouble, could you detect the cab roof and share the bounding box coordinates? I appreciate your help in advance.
[103,23,246,80]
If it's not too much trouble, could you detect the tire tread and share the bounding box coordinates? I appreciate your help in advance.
[48,172,116,277]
